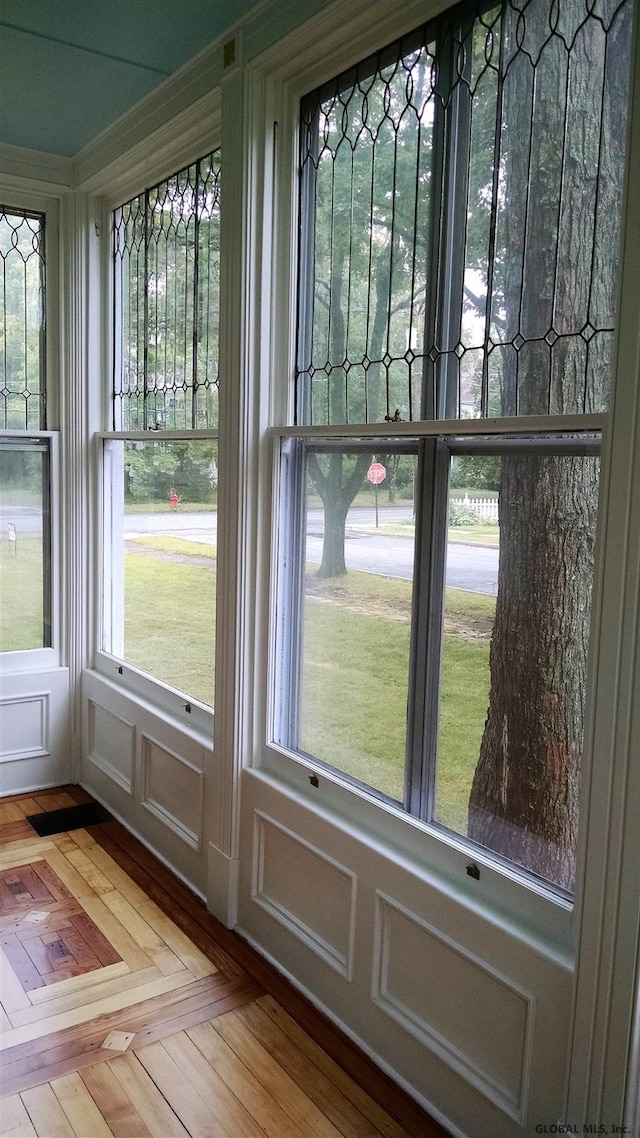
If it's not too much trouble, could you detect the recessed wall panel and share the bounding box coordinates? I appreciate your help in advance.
[253,812,356,977]
[374,894,531,1120]
[141,735,203,849]
[0,694,48,761]
[87,701,134,792]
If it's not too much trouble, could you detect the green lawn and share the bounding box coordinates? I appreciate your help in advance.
[300,571,492,830]
[0,535,46,650]
[1,531,493,835]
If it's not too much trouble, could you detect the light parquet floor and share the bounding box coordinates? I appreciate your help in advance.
[0,788,446,1138]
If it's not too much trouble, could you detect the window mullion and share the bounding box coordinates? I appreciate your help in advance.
[404,436,445,816]
[436,22,473,421]
[275,438,308,750]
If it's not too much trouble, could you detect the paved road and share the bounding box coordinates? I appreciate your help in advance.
[2,506,499,595]
[122,507,498,596]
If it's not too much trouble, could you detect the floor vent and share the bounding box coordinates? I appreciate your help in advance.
[26,803,110,837]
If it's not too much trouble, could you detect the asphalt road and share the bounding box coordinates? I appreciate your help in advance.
[2,506,499,595]
[121,506,499,596]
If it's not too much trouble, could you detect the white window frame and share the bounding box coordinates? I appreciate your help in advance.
[245,0,623,949]
[0,191,62,673]
[91,106,222,738]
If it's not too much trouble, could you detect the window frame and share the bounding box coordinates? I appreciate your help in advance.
[240,0,631,946]
[0,191,62,672]
[270,418,603,897]
[94,127,221,736]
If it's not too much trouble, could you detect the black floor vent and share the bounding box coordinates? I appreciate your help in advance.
[26,802,110,837]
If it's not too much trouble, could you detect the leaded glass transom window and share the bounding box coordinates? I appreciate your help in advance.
[0,208,46,430]
[113,150,221,431]
[296,0,631,425]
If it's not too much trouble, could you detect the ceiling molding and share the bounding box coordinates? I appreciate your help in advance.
[0,144,73,195]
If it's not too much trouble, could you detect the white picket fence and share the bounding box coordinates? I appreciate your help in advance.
[460,494,499,520]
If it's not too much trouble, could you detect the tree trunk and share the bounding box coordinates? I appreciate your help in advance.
[467,0,630,888]
[468,453,598,889]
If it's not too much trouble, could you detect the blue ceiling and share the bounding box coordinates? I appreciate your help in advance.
[0,0,263,156]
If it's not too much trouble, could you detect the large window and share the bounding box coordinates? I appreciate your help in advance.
[0,206,52,654]
[274,0,632,893]
[103,151,221,711]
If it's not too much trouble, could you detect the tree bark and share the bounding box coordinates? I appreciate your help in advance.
[467,0,630,888]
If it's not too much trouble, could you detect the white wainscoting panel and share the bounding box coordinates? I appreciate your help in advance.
[238,770,574,1138]
[87,700,134,793]
[374,892,532,1123]
[81,670,211,896]
[0,693,49,761]
[0,667,70,792]
[252,811,357,979]
[141,734,204,850]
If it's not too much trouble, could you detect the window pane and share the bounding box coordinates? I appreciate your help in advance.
[294,448,416,802]
[296,0,632,424]
[0,440,51,650]
[434,450,599,892]
[113,151,221,431]
[0,208,46,430]
[103,439,218,707]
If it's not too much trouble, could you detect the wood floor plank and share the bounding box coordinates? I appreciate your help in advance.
[76,894,152,973]
[257,995,411,1138]
[89,822,244,979]
[1,789,446,1138]
[0,972,242,1097]
[162,1029,269,1137]
[99,890,185,976]
[35,851,98,906]
[0,969,196,1051]
[213,1009,345,1138]
[8,965,154,1027]
[60,849,114,897]
[0,948,33,1015]
[136,899,217,979]
[19,1085,75,1138]
[0,824,39,847]
[187,1018,307,1138]
[0,846,56,873]
[107,1052,190,1138]
[237,999,397,1138]
[135,1038,233,1137]
[27,961,131,1008]
[80,1063,153,1138]
[1,1001,13,1033]
[6,901,83,940]
[50,1072,114,1138]
[79,843,152,909]
[0,805,25,826]
[0,1095,32,1135]
[2,1123,37,1138]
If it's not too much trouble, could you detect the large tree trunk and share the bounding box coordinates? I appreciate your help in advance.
[468,453,598,889]
[467,0,630,888]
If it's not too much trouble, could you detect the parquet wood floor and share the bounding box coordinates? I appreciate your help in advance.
[0,787,447,1138]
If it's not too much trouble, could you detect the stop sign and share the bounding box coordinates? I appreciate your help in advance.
[367,462,386,485]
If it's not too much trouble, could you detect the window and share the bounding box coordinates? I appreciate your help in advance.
[274,0,632,893]
[102,151,221,711]
[0,207,52,654]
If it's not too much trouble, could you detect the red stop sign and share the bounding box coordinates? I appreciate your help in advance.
[367,462,386,485]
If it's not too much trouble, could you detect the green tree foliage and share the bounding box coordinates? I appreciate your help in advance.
[0,210,45,430]
[115,153,221,431]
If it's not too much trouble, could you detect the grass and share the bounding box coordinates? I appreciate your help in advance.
[0,529,492,834]
[123,551,216,706]
[128,535,217,559]
[301,567,494,830]
[124,499,217,514]
[0,535,46,650]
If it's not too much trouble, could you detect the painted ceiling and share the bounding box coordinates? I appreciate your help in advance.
[0,0,263,156]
